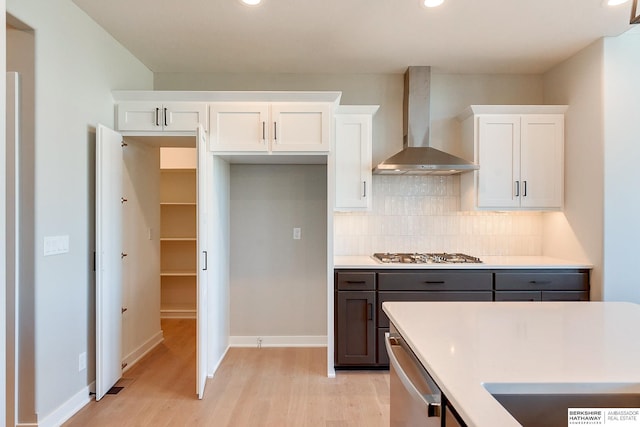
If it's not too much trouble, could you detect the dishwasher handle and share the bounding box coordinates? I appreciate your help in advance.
[385,332,442,418]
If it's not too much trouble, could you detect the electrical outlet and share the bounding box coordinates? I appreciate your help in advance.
[293,227,301,240]
[79,352,87,372]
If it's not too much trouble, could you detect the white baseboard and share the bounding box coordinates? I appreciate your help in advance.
[123,330,164,372]
[229,335,327,348]
[34,383,92,427]
[160,309,196,319]
[207,345,230,378]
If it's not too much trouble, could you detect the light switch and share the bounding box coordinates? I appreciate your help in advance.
[43,235,70,256]
[293,227,301,240]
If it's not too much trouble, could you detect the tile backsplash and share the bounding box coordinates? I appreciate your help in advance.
[334,175,542,256]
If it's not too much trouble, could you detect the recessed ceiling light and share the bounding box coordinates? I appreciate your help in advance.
[240,0,262,6]
[606,0,629,5]
[423,0,445,7]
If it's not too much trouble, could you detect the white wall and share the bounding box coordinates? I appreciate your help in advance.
[602,30,640,303]
[229,165,327,343]
[542,40,605,300]
[6,0,152,422]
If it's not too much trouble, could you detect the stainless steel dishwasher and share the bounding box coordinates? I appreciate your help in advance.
[385,331,443,426]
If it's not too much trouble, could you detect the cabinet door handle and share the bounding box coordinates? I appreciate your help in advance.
[202,251,208,271]
[424,280,445,285]
[163,107,168,127]
[362,181,367,198]
[273,122,277,142]
[262,121,266,142]
[366,303,373,320]
[523,180,527,197]
[155,108,160,126]
[514,181,520,197]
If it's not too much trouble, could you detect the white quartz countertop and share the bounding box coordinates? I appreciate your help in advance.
[334,255,592,269]
[383,301,640,427]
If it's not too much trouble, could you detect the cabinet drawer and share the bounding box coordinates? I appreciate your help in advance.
[494,270,589,291]
[495,291,542,301]
[336,272,376,291]
[541,291,590,301]
[377,291,493,328]
[378,271,492,291]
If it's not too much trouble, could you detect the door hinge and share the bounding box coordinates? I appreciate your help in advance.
[121,197,128,204]
[121,307,128,314]
[121,141,128,148]
[121,362,128,370]
[121,252,128,259]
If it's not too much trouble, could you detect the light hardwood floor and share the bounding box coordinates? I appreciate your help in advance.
[65,319,390,427]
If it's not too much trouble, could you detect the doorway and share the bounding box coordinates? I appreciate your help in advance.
[6,14,36,427]
[95,130,208,401]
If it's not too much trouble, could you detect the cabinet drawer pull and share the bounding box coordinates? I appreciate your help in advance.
[424,280,446,285]
[529,280,551,285]
[163,107,168,127]
[367,303,373,320]
[346,280,367,284]
[155,108,160,126]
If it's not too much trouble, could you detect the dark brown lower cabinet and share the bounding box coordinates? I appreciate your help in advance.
[335,290,376,365]
[494,270,590,301]
[335,268,591,368]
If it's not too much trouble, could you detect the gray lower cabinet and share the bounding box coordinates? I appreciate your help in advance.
[335,268,591,368]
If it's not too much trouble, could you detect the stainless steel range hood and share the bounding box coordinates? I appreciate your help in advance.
[373,66,479,175]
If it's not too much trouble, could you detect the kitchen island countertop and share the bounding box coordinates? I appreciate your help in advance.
[383,301,640,426]
[335,255,592,269]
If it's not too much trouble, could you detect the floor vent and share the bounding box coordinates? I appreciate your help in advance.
[107,386,124,395]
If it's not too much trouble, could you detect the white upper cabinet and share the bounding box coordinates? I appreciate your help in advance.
[334,106,378,211]
[209,102,331,153]
[116,101,207,132]
[459,105,567,211]
[208,103,270,151]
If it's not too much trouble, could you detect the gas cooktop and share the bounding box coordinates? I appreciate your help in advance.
[372,252,482,264]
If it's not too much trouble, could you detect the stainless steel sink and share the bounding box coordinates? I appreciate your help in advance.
[484,383,640,427]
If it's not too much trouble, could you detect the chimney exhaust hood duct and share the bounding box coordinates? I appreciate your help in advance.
[373,66,479,175]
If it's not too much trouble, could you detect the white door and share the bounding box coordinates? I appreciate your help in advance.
[477,115,521,209]
[95,124,124,401]
[116,101,163,132]
[196,125,209,399]
[164,102,208,132]
[209,102,269,152]
[334,114,372,210]
[270,103,331,152]
[520,115,564,209]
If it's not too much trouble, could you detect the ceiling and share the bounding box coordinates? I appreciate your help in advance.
[72,0,636,74]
